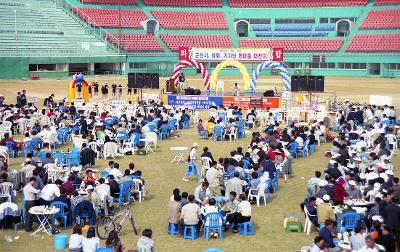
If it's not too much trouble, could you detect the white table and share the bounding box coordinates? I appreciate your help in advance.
[29,206,59,236]
[140,138,154,153]
[170,146,188,164]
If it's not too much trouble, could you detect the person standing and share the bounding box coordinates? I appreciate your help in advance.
[101,82,108,100]
[117,83,123,100]
[76,82,82,98]
[111,82,117,97]
[183,143,199,182]
[179,73,185,94]
[93,81,99,97]
[127,83,132,96]
[23,177,40,232]
[232,83,240,96]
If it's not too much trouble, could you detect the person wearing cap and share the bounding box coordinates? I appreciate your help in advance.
[332,178,349,205]
[82,226,100,252]
[317,195,336,225]
[346,180,361,200]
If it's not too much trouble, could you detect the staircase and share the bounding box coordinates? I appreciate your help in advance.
[337,1,374,55]
[136,0,171,52]
[222,1,239,48]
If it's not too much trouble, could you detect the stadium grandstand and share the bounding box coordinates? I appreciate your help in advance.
[0,0,399,79]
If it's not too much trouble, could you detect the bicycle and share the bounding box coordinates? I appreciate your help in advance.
[96,205,138,239]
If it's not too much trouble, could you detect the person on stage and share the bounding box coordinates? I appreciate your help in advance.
[179,73,186,94]
[232,83,240,96]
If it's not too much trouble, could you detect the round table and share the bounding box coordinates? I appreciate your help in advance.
[170,147,188,164]
[29,206,59,236]
[344,199,371,207]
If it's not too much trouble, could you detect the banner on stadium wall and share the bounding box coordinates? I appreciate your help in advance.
[166,95,280,110]
[179,47,284,62]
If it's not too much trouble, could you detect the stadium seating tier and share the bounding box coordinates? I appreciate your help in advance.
[347,34,400,51]
[239,39,343,51]
[228,0,367,7]
[360,9,400,29]
[80,0,136,4]
[161,34,232,50]
[106,33,163,51]
[151,11,227,29]
[143,0,222,6]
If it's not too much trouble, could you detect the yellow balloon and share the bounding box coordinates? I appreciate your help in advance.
[210,60,251,90]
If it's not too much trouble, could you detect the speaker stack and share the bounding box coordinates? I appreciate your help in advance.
[128,73,160,89]
[291,75,325,92]
[184,88,201,96]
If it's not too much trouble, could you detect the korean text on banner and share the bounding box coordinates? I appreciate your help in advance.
[167,95,223,110]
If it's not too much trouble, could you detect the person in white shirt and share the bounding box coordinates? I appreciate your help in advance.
[69,225,84,252]
[180,195,201,233]
[358,235,385,252]
[109,162,123,181]
[202,198,222,239]
[23,177,41,232]
[227,194,252,232]
[194,182,210,205]
[295,134,304,148]
[82,227,100,252]
[103,161,114,173]
[309,236,326,252]
[38,179,63,205]
[183,143,199,182]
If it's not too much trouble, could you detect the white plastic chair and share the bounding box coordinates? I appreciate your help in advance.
[247,182,267,207]
[88,142,101,160]
[200,156,212,178]
[44,163,59,183]
[224,126,237,142]
[303,206,317,235]
[145,132,158,149]
[386,134,397,150]
[0,182,13,202]
[131,179,144,203]
[103,142,118,160]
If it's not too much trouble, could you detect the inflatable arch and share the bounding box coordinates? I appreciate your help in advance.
[172,59,210,89]
[209,59,251,90]
[250,61,291,92]
[68,77,89,104]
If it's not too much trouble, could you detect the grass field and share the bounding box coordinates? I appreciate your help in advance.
[0,75,398,252]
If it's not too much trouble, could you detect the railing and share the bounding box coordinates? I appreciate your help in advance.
[51,0,123,54]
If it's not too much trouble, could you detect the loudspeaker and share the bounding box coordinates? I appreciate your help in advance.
[135,73,144,89]
[151,73,159,89]
[192,89,201,95]
[291,76,299,92]
[143,74,152,89]
[128,73,143,89]
[263,90,274,97]
[307,75,316,92]
[315,76,325,92]
[184,88,194,95]
[128,73,135,89]
[299,76,308,91]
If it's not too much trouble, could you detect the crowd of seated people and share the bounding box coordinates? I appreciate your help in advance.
[302,100,398,252]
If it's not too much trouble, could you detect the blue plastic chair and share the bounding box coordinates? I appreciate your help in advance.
[104,118,114,129]
[183,225,197,240]
[114,182,132,209]
[57,128,69,145]
[147,123,157,132]
[37,151,46,160]
[197,130,208,140]
[101,171,109,178]
[76,210,89,225]
[1,208,21,232]
[212,126,224,142]
[287,142,298,158]
[204,248,223,252]
[168,223,179,235]
[158,124,170,140]
[68,152,80,167]
[116,130,128,142]
[237,124,245,138]
[181,116,190,129]
[23,140,37,157]
[52,152,67,167]
[128,174,137,179]
[31,138,42,149]
[308,143,316,153]
[341,212,360,232]
[96,248,113,252]
[272,170,280,192]
[167,119,177,134]
[264,180,272,202]
[50,201,70,229]
[204,213,223,241]
[237,221,255,236]
[185,164,199,180]
[5,141,16,158]
[242,159,250,169]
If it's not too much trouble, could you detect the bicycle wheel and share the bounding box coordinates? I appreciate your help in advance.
[129,216,138,235]
[96,217,115,239]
